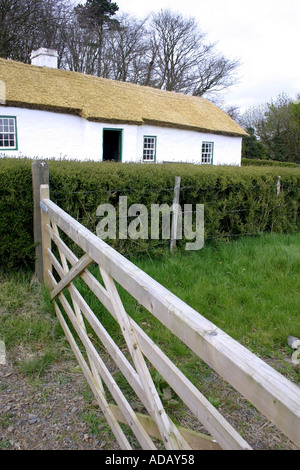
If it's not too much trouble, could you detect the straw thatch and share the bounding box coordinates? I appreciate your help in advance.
[0,58,247,137]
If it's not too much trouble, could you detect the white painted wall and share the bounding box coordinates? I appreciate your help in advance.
[0,106,242,165]
[136,125,242,166]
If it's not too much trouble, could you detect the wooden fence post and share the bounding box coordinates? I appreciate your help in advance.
[277,175,281,195]
[40,184,52,287]
[170,176,181,252]
[32,160,49,282]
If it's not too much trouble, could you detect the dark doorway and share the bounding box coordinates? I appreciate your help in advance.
[103,129,122,162]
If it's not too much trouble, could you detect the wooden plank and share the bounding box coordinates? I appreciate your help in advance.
[109,404,222,451]
[133,321,251,450]
[32,161,49,282]
[43,198,300,447]
[40,185,52,287]
[52,300,132,450]
[50,253,93,300]
[47,224,112,312]
[170,176,181,252]
[49,272,157,450]
[52,278,220,451]
[47,248,145,399]
[100,267,191,450]
[50,224,105,394]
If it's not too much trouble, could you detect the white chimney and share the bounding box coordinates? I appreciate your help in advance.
[30,48,58,69]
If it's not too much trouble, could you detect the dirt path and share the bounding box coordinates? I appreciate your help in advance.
[1,348,299,451]
[0,353,120,451]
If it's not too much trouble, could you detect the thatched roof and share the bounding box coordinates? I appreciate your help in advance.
[0,58,247,137]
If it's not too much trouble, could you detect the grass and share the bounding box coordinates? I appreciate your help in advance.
[134,232,300,359]
[1,232,299,379]
[71,232,299,379]
[0,269,68,375]
[57,231,300,409]
[0,232,299,448]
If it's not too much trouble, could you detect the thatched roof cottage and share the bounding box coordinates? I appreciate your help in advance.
[0,48,247,164]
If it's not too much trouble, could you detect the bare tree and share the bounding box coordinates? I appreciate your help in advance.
[1,2,240,102]
[62,14,100,74]
[0,0,72,64]
[148,9,240,98]
[105,14,150,83]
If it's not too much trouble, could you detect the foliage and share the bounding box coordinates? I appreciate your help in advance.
[1,157,300,269]
[240,93,300,163]
[0,157,34,269]
[75,0,119,77]
[242,127,268,160]
[242,158,297,168]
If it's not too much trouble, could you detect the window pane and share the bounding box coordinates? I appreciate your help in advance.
[0,117,16,148]
[143,136,156,161]
[201,142,213,164]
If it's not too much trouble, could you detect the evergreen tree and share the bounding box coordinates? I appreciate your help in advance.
[242,127,268,159]
[75,0,119,76]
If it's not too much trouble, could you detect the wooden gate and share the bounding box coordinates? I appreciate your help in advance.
[38,183,300,450]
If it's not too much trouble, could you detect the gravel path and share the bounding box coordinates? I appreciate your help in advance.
[1,349,299,451]
[0,353,119,451]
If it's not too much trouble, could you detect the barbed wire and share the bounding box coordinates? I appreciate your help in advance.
[50,180,299,197]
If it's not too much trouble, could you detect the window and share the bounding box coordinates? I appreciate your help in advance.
[143,136,156,162]
[201,141,214,164]
[0,117,17,150]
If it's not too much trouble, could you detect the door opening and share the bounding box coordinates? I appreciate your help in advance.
[103,129,122,162]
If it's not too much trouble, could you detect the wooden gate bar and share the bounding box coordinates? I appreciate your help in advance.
[109,404,222,451]
[52,300,133,450]
[100,267,191,450]
[47,245,250,449]
[53,276,222,450]
[49,272,157,450]
[40,193,300,447]
[50,221,106,396]
[47,235,191,449]
[50,239,250,449]
[50,253,93,300]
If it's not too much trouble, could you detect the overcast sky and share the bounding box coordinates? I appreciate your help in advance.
[115,0,299,112]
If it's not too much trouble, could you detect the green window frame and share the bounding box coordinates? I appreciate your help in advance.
[201,141,214,164]
[0,116,18,151]
[143,136,156,162]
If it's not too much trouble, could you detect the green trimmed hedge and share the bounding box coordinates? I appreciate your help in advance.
[0,158,34,269]
[242,158,297,167]
[1,157,300,269]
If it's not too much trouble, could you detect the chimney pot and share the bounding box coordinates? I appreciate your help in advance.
[30,48,58,69]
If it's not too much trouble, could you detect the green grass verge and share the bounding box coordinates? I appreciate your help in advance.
[134,232,300,356]
[1,232,299,384]
[0,270,67,376]
[70,232,300,387]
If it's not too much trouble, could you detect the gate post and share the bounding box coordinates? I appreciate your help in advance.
[40,184,52,287]
[32,160,49,282]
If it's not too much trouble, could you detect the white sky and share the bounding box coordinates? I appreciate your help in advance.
[115,0,300,112]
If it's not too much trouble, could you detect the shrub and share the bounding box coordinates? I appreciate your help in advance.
[1,157,300,269]
[242,158,297,168]
[0,158,34,269]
